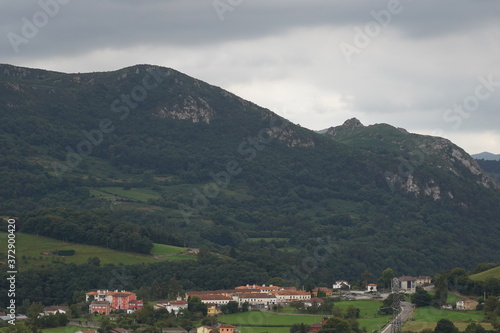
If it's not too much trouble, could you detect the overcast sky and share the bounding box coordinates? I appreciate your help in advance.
[1,0,499,154]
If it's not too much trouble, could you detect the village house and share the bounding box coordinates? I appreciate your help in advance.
[42,306,68,316]
[271,290,311,303]
[186,285,308,312]
[86,290,143,314]
[156,297,188,315]
[219,324,237,333]
[312,287,333,296]
[126,299,144,313]
[207,305,222,317]
[235,284,284,293]
[309,320,328,332]
[197,294,233,305]
[332,281,350,290]
[456,299,479,311]
[186,289,258,300]
[304,297,325,308]
[75,330,98,333]
[196,325,237,333]
[415,276,433,286]
[366,284,377,292]
[0,314,28,322]
[236,293,277,306]
[398,276,416,293]
[197,326,216,333]
[309,323,323,333]
[89,301,111,315]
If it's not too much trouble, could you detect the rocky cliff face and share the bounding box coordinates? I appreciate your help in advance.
[325,118,498,200]
[154,95,215,124]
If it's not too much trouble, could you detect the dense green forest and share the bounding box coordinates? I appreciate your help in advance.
[477,159,500,182]
[1,64,499,306]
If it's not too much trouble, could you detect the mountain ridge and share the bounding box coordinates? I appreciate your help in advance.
[1,63,500,283]
[472,152,500,161]
[321,117,497,193]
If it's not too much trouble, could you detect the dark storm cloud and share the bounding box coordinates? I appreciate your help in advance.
[2,0,498,60]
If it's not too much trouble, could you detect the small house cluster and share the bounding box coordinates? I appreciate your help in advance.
[86,290,144,315]
[155,297,189,315]
[332,280,351,290]
[184,284,311,314]
[398,276,432,293]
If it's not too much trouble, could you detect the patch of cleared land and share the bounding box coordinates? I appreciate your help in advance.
[0,232,195,271]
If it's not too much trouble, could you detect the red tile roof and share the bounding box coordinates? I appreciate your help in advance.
[309,297,325,303]
[272,290,310,295]
[197,295,232,301]
[238,293,277,299]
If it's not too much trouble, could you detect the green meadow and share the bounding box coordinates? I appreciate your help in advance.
[219,302,392,333]
[469,266,500,281]
[403,306,491,332]
[0,232,195,271]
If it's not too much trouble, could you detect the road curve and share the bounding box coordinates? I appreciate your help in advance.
[380,301,414,333]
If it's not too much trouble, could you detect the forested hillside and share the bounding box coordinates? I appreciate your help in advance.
[1,64,500,307]
[476,159,500,182]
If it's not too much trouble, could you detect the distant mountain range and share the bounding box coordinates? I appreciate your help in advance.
[1,63,500,283]
[472,152,500,160]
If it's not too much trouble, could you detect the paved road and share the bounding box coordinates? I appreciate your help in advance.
[380,301,414,333]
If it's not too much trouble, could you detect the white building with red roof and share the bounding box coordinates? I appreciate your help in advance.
[236,293,278,306]
[332,281,350,289]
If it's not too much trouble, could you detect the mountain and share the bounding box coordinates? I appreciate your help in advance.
[475,159,500,183]
[1,64,500,288]
[323,118,498,195]
[472,152,500,161]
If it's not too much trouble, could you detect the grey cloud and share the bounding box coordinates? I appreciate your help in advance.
[2,0,499,60]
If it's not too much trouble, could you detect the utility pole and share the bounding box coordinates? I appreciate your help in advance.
[390,277,401,333]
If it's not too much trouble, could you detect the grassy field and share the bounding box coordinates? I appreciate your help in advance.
[41,326,95,333]
[426,291,463,305]
[151,243,187,256]
[277,301,384,318]
[469,266,500,281]
[402,306,492,332]
[91,187,161,203]
[412,307,485,322]
[237,327,290,333]
[334,300,384,318]
[0,232,195,270]
[321,300,391,332]
[220,305,391,333]
[219,312,323,326]
[404,321,493,332]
